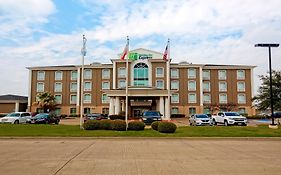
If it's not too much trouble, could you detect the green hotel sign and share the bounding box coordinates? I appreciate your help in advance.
[129,53,153,60]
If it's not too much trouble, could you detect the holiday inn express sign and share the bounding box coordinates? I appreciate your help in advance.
[129,53,153,60]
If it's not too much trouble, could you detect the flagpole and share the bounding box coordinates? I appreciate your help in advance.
[125,36,129,130]
[80,34,87,129]
[166,39,171,120]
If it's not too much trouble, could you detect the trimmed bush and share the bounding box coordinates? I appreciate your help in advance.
[158,122,177,133]
[84,120,100,130]
[128,121,145,131]
[69,114,78,118]
[151,121,160,131]
[99,119,112,130]
[171,114,185,118]
[111,120,126,131]
[109,115,125,120]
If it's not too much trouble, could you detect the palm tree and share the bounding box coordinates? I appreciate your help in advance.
[33,92,57,113]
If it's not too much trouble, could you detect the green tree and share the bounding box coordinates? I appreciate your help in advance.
[33,92,57,113]
[252,71,281,111]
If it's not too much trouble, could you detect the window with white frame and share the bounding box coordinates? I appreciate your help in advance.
[171,93,179,103]
[237,82,245,92]
[203,70,210,80]
[55,94,62,104]
[188,93,197,103]
[156,67,164,77]
[171,69,179,78]
[156,80,164,89]
[37,71,45,80]
[118,67,126,78]
[70,94,77,104]
[102,81,110,89]
[171,107,179,114]
[203,93,211,104]
[118,80,126,88]
[219,94,227,104]
[84,69,92,79]
[189,107,196,115]
[218,70,227,80]
[36,82,44,92]
[84,94,91,103]
[203,81,210,91]
[188,80,196,91]
[70,82,77,92]
[84,82,92,91]
[102,69,110,79]
[71,71,77,80]
[188,68,196,78]
[54,108,61,116]
[219,82,227,92]
[171,80,179,90]
[70,108,76,114]
[102,94,109,103]
[54,82,62,92]
[238,93,246,104]
[237,70,245,80]
[55,71,63,80]
[203,107,211,114]
[239,108,246,114]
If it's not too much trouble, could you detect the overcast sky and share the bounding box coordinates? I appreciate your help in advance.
[0,0,280,96]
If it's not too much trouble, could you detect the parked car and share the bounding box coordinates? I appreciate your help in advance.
[0,112,31,124]
[84,113,107,122]
[212,112,247,126]
[189,114,211,126]
[28,113,60,124]
[272,111,281,118]
[141,111,162,124]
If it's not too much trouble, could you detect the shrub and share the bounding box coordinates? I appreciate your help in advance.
[128,121,145,131]
[84,120,100,130]
[111,120,126,131]
[157,122,177,133]
[60,114,68,118]
[99,119,112,130]
[151,121,160,131]
[171,114,185,118]
[109,115,125,120]
[69,114,78,118]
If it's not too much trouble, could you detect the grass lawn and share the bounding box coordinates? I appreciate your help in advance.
[0,124,281,137]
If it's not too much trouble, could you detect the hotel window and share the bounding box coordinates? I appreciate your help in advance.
[70,82,77,92]
[102,81,110,90]
[71,71,77,80]
[54,108,61,116]
[70,108,76,115]
[118,67,126,78]
[238,93,246,104]
[37,71,45,80]
[218,70,227,80]
[84,108,91,114]
[188,80,196,91]
[219,82,227,92]
[171,69,179,78]
[203,107,211,114]
[203,81,210,91]
[189,107,196,115]
[237,82,245,92]
[203,93,211,104]
[118,80,126,88]
[134,63,149,86]
[84,82,92,91]
[156,67,164,77]
[84,69,92,79]
[171,93,179,103]
[55,94,62,104]
[239,108,246,114]
[188,68,196,79]
[54,82,62,92]
[84,94,91,103]
[237,70,245,80]
[102,108,109,115]
[188,93,197,103]
[102,94,109,103]
[171,107,179,114]
[70,94,77,104]
[156,80,164,89]
[102,69,110,79]
[36,82,44,92]
[219,94,227,104]
[203,70,210,80]
[55,71,63,80]
[171,80,179,90]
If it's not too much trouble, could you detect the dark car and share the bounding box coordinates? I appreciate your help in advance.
[29,113,60,124]
[272,112,281,118]
[84,113,107,122]
[142,111,162,125]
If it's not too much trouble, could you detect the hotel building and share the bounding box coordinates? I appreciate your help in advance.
[27,48,256,119]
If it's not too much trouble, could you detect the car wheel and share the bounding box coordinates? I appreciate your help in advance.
[14,120,19,124]
[224,120,228,126]
[212,119,217,125]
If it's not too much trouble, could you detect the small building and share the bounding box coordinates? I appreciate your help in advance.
[0,95,28,114]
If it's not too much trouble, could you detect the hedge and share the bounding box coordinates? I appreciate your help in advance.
[128,121,145,131]
[109,115,125,120]
[157,122,177,133]
[171,114,185,118]
[84,120,100,130]
[111,119,126,131]
[151,121,160,131]
[99,119,112,130]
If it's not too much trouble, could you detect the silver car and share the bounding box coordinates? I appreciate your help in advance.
[189,114,211,126]
[0,112,32,124]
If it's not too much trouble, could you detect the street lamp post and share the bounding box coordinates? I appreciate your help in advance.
[80,35,87,129]
[255,43,279,125]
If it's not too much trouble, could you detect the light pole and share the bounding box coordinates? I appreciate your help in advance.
[80,35,87,129]
[255,43,279,125]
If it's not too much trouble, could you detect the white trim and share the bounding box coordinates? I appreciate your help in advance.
[199,67,203,106]
[113,62,116,89]
[76,68,80,107]
[28,70,32,109]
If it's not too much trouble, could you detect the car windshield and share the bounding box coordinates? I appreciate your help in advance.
[196,114,209,118]
[143,111,160,116]
[225,112,240,116]
[6,113,20,117]
[35,114,48,119]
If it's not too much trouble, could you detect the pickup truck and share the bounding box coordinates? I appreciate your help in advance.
[212,112,247,126]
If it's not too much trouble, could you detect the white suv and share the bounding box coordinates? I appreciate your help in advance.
[212,112,247,126]
[0,112,32,124]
